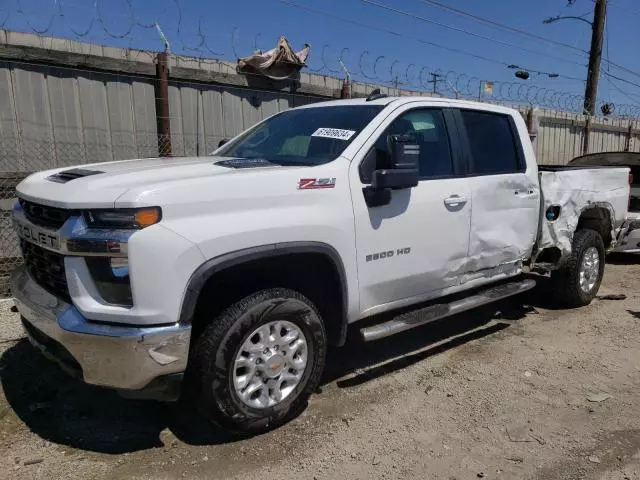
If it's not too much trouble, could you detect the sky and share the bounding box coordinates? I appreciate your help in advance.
[2,0,640,111]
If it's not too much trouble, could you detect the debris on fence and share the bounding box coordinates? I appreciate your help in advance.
[237,36,310,80]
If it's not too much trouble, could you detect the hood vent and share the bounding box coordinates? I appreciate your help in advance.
[47,168,104,184]
[216,158,275,169]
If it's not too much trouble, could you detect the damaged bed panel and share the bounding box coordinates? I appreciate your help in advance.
[537,167,630,258]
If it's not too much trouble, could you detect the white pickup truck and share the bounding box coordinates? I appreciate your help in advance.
[10,93,632,434]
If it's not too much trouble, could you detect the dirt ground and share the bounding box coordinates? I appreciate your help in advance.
[1,256,639,480]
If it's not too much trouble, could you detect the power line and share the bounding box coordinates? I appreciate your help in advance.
[276,0,507,67]
[275,0,585,83]
[360,0,588,68]
[416,0,588,56]
[605,76,640,106]
[608,0,640,18]
[563,0,640,82]
[413,0,640,86]
[603,58,640,82]
[602,70,640,90]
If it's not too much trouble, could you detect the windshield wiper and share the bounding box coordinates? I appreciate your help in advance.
[216,158,276,169]
[267,160,314,166]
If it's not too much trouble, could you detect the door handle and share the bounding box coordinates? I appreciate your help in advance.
[514,188,539,197]
[444,195,467,207]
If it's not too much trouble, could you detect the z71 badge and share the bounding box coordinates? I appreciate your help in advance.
[298,178,336,190]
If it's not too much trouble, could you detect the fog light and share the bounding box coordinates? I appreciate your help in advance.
[86,257,132,307]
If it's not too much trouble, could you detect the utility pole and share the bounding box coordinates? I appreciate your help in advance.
[584,0,607,115]
[427,73,441,95]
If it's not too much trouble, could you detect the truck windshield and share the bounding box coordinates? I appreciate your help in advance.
[216,105,384,166]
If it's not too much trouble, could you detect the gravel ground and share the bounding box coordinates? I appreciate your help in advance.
[1,256,639,480]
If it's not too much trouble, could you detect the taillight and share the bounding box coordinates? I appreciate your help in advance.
[629,172,633,210]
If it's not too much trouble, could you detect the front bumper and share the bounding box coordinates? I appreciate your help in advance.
[11,266,191,395]
[615,219,640,253]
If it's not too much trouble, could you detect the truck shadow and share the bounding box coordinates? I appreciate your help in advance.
[322,299,531,388]
[0,339,215,453]
[0,300,533,454]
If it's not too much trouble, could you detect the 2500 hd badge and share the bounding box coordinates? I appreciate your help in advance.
[366,247,411,262]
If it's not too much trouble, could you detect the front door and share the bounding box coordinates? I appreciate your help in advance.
[350,104,472,318]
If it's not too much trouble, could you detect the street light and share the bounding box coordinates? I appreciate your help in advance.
[543,0,607,153]
[543,15,593,26]
[542,0,607,117]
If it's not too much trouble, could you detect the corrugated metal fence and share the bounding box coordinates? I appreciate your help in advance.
[533,110,639,165]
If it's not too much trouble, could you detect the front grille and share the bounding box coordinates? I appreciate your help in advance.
[20,240,70,301]
[19,199,77,229]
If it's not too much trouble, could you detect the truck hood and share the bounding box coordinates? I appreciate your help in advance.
[16,156,297,208]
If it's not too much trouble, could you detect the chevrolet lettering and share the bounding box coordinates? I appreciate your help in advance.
[13,218,60,250]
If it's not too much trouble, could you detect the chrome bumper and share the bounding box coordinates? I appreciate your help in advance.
[11,266,191,391]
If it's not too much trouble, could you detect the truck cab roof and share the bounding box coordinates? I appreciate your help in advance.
[296,96,521,117]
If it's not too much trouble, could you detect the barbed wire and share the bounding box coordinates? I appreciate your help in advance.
[1,0,640,118]
[245,39,640,117]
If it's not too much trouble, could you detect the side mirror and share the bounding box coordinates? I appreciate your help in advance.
[388,134,420,170]
[364,134,420,207]
[372,134,419,190]
[218,139,229,148]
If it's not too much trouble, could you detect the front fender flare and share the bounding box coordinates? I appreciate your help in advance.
[178,241,350,346]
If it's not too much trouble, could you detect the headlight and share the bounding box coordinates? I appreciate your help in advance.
[84,207,161,229]
[86,257,133,307]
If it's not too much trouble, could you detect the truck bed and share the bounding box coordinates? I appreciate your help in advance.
[538,166,631,256]
[538,165,624,172]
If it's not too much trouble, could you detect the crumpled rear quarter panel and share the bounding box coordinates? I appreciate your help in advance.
[539,168,630,255]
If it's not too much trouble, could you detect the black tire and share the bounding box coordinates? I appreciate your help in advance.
[551,229,605,308]
[189,288,326,434]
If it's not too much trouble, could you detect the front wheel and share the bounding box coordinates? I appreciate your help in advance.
[189,288,327,434]
[551,229,605,307]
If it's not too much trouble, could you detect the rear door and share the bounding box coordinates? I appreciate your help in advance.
[455,108,540,280]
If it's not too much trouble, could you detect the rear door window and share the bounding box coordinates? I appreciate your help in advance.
[461,110,524,175]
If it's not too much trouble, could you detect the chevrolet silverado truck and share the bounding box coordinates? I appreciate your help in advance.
[10,93,631,434]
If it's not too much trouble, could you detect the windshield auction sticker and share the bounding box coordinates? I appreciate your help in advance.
[311,128,356,141]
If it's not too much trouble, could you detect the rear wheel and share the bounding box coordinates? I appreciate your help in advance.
[189,288,326,434]
[551,229,605,307]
